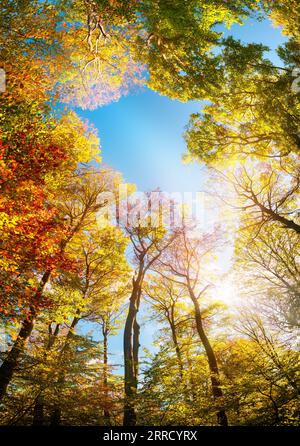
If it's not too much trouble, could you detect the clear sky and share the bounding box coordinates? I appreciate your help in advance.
[78,18,286,195]
[76,17,287,371]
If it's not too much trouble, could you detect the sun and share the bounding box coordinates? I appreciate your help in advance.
[217,280,240,306]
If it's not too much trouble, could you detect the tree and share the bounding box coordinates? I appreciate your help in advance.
[235,222,300,331]
[156,225,228,426]
[60,0,261,103]
[96,295,128,425]
[45,222,129,424]
[144,276,188,379]
[0,168,120,400]
[1,0,300,428]
[185,37,300,165]
[122,218,177,426]
[262,0,300,44]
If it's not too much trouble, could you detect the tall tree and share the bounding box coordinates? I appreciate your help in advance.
[156,226,228,426]
[0,169,120,399]
[122,215,177,426]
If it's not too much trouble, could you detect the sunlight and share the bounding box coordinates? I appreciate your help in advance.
[217,280,240,306]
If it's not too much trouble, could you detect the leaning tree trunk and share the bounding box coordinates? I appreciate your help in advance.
[188,287,228,426]
[123,275,143,426]
[0,271,51,400]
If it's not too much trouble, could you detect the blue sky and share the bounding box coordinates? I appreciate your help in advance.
[78,18,287,196]
[77,17,287,370]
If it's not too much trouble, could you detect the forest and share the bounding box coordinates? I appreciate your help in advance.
[0,0,299,427]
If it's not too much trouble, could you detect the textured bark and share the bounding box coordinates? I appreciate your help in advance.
[123,291,138,426]
[188,286,228,426]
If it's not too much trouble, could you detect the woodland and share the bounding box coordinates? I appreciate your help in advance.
[0,0,299,427]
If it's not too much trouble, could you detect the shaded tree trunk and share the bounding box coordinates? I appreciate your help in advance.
[0,271,51,400]
[50,407,61,426]
[188,286,228,426]
[32,395,45,426]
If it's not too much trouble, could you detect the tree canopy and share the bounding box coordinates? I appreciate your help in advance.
[0,0,299,428]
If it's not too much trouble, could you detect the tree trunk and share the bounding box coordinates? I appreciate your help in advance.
[0,270,51,400]
[133,313,140,385]
[123,276,142,426]
[103,326,111,425]
[50,407,61,426]
[188,287,228,426]
[47,322,60,350]
[254,200,300,234]
[0,309,35,400]
[168,308,184,379]
[32,395,45,426]
[0,221,86,402]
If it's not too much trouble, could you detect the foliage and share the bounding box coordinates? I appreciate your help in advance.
[0,0,299,427]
